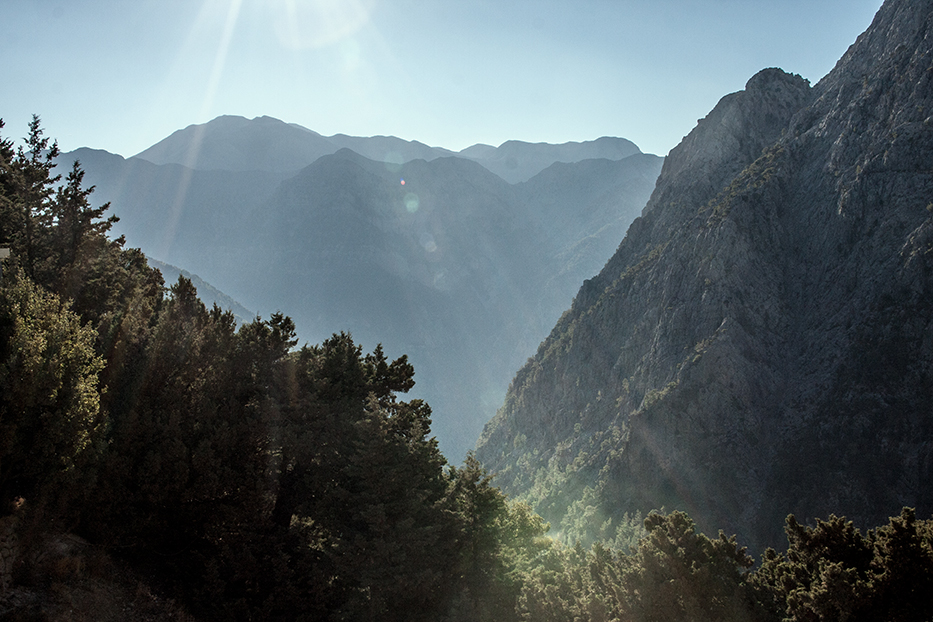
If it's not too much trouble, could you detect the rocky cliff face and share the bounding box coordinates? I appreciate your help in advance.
[475,0,933,551]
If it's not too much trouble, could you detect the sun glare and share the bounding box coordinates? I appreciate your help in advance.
[200,0,244,121]
[271,0,376,50]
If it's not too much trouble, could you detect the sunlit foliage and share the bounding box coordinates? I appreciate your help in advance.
[1,117,933,621]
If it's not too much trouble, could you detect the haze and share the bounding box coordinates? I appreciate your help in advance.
[2,0,882,158]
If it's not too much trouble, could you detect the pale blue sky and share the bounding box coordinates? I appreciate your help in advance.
[2,0,883,158]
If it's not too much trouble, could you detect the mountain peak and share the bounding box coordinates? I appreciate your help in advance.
[458,136,643,184]
[132,115,336,172]
[744,66,808,92]
[816,0,933,95]
[642,67,811,218]
[131,114,649,183]
[475,0,933,552]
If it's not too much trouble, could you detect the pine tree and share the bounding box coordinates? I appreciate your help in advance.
[47,159,119,287]
[91,277,275,550]
[752,509,933,621]
[0,119,18,247]
[0,269,106,518]
[8,116,59,280]
[617,511,757,622]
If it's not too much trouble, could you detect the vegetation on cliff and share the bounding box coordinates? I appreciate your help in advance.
[475,0,933,555]
[1,97,933,619]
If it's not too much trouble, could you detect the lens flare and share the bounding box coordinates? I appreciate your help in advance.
[404,192,419,213]
[420,232,437,253]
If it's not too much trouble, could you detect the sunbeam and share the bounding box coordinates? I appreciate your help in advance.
[154,0,244,257]
[272,0,376,50]
[199,0,244,121]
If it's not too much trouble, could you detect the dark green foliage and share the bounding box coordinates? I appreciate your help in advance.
[444,454,552,622]
[0,116,163,338]
[519,511,759,622]
[0,120,16,244]
[620,511,758,622]
[516,540,593,622]
[753,514,875,620]
[89,277,275,550]
[448,454,511,605]
[519,508,933,622]
[45,158,121,297]
[3,117,933,622]
[273,335,456,622]
[1,116,60,280]
[753,508,933,622]
[0,270,106,517]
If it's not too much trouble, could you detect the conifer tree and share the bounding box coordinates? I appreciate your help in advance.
[0,115,577,621]
[47,159,119,286]
[91,277,275,550]
[752,509,933,621]
[0,119,17,246]
[8,116,59,280]
[0,270,106,518]
[618,511,757,622]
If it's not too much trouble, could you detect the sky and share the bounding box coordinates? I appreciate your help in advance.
[2,0,884,159]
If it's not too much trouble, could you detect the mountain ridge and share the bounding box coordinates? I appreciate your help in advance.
[131,114,645,184]
[475,0,933,552]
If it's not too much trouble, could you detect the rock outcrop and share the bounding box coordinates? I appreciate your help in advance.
[476,0,933,551]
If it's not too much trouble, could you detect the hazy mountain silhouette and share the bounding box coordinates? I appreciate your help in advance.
[60,133,662,460]
[134,115,338,172]
[134,114,644,183]
[462,137,642,184]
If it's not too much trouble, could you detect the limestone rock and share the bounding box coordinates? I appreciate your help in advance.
[475,0,933,552]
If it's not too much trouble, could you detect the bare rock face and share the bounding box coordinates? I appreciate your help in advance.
[475,0,933,552]
[644,68,813,222]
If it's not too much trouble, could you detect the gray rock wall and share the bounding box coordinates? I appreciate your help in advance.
[476,0,933,552]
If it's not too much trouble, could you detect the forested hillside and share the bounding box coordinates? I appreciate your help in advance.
[0,116,553,620]
[476,0,933,555]
[2,108,933,619]
[5,0,933,616]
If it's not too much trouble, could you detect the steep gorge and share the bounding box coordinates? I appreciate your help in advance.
[476,0,933,552]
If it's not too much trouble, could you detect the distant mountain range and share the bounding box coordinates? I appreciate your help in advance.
[476,0,933,552]
[58,122,661,461]
[133,114,641,183]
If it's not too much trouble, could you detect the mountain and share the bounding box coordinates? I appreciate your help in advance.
[147,258,254,324]
[134,115,338,172]
[461,137,642,184]
[133,115,454,173]
[59,139,662,461]
[133,114,643,183]
[60,147,289,270]
[324,133,456,164]
[517,154,664,295]
[251,149,663,459]
[475,0,933,552]
[245,151,551,450]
